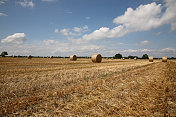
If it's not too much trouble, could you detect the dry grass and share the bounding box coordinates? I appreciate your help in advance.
[0,58,175,116]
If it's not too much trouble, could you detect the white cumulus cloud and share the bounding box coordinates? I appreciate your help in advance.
[113,2,162,32]
[60,28,70,36]
[81,0,176,41]
[60,25,89,36]
[54,29,59,33]
[1,33,27,44]
[42,39,102,56]
[17,0,35,8]
[82,25,126,41]
[161,47,176,52]
[85,17,91,20]
[73,27,82,33]
[0,0,7,5]
[0,13,7,16]
[140,40,150,45]
[43,40,58,45]
[154,32,162,35]
[1,39,176,57]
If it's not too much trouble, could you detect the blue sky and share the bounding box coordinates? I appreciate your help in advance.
[0,0,176,57]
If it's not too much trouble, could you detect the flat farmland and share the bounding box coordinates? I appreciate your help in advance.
[0,58,176,116]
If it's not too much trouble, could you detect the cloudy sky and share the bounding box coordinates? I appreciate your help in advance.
[0,0,176,57]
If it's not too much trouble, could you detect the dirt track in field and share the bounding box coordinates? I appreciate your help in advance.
[0,58,175,116]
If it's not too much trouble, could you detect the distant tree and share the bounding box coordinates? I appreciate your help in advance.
[170,57,176,59]
[128,55,134,59]
[1,51,8,57]
[114,53,122,59]
[142,54,149,59]
[134,56,139,59]
[128,55,139,59]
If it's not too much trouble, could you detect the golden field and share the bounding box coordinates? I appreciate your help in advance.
[0,58,176,116]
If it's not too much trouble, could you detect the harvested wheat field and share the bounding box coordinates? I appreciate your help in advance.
[0,58,176,116]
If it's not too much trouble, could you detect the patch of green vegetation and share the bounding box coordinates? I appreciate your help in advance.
[54,102,58,108]
[84,77,89,81]
[47,109,53,114]
[101,74,108,79]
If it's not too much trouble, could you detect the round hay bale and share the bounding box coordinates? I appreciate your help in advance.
[27,55,32,59]
[91,54,102,63]
[149,56,153,62]
[70,55,77,61]
[122,58,125,60]
[50,56,53,59]
[134,57,137,60]
[162,56,167,62]
[13,55,16,58]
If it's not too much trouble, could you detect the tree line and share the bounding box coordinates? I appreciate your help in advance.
[1,51,176,59]
[114,53,149,59]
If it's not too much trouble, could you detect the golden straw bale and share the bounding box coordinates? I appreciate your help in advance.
[70,55,77,61]
[134,57,137,60]
[50,56,53,59]
[162,56,167,62]
[27,55,32,59]
[13,55,17,58]
[91,54,102,63]
[149,56,154,62]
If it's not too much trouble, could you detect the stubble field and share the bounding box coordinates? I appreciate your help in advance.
[0,58,176,116]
